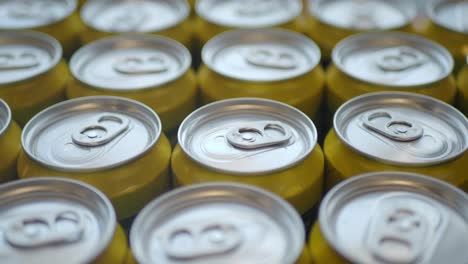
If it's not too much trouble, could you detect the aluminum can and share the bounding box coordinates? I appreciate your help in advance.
[131,182,310,263]
[324,92,468,191]
[78,0,86,8]
[17,96,172,220]
[326,32,457,116]
[0,31,68,126]
[0,99,21,183]
[457,56,468,115]
[67,34,198,134]
[80,0,192,48]
[199,29,325,122]
[0,177,129,264]
[172,98,324,215]
[309,171,468,264]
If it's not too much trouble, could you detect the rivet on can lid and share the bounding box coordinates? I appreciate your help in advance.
[427,0,468,34]
[0,99,12,137]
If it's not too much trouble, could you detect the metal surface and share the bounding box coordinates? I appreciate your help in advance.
[427,0,468,34]
[0,99,11,137]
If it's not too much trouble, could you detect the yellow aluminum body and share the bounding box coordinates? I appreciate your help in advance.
[308,223,349,264]
[0,119,21,183]
[125,251,137,264]
[17,134,172,220]
[78,0,86,8]
[457,64,468,115]
[93,224,129,264]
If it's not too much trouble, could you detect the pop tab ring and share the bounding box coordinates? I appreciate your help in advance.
[226,121,292,150]
[71,113,130,147]
[245,47,298,70]
[361,111,424,142]
[0,50,40,70]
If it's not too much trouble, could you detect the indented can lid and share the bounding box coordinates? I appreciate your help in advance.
[0,177,116,264]
[81,0,189,33]
[131,182,304,264]
[0,31,61,85]
[319,171,468,264]
[70,34,191,91]
[427,0,468,34]
[178,98,317,175]
[0,99,11,136]
[334,92,467,166]
[202,29,321,82]
[308,0,416,30]
[332,32,453,87]
[196,0,302,28]
[22,96,162,172]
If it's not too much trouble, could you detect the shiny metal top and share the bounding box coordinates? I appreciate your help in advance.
[320,172,468,264]
[196,0,302,28]
[333,32,453,87]
[81,0,189,33]
[22,96,162,172]
[0,99,11,137]
[0,0,77,29]
[202,29,321,82]
[0,177,116,264]
[70,34,191,91]
[178,98,317,174]
[427,0,468,34]
[131,182,304,264]
[334,92,467,166]
[308,0,416,30]
[0,31,61,85]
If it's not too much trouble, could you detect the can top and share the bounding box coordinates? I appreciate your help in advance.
[0,0,77,29]
[0,99,11,137]
[308,0,416,31]
[0,177,116,264]
[0,31,62,85]
[22,96,162,172]
[427,0,468,34]
[319,171,468,264]
[70,34,191,91]
[202,29,321,82]
[334,92,467,166]
[196,0,302,28]
[178,98,317,175]
[81,0,189,33]
[332,32,453,87]
[131,182,304,264]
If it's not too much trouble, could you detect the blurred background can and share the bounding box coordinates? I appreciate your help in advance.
[0,99,21,183]
[457,56,468,115]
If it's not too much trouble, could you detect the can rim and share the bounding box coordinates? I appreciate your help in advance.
[0,99,12,137]
[426,0,468,34]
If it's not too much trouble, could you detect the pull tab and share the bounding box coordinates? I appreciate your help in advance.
[362,111,424,142]
[5,210,85,249]
[109,6,147,31]
[376,46,427,72]
[351,0,377,29]
[164,223,242,260]
[113,54,169,75]
[72,113,130,147]
[245,48,297,70]
[236,0,279,16]
[8,0,54,21]
[0,51,40,70]
[226,121,292,149]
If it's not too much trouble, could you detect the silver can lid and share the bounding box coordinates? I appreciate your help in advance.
[22,96,162,172]
[427,0,468,34]
[81,0,189,33]
[0,0,77,29]
[0,31,61,85]
[131,182,304,264]
[202,29,321,82]
[0,177,116,264]
[319,171,468,264]
[196,0,302,28]
[70,34,191,91]
[333,32,453,87]
[0,99,11,137]
[178,98,317,174]
[334,92,468,166]
[308,0,416,30]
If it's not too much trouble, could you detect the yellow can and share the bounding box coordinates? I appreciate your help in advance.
[324,92,468,191]
[303,0,417,60]
[172,98,324,215]
[309,171,468,264]
[0,177,129,264]
[67,34,198,134]
[0,31,68,126]
[457,56,468,115]
[78,0,86,8]
[80,0,192,48]
[0,99,21,183]
[17,96,172,220]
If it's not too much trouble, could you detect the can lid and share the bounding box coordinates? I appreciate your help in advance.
[319,171,468,264]
[0,99,11,137]
[81,0,189,33]
[332,32,453,87]
[70,34,191,91]
[0,31,62,85]
[0,0,77,29]
[202,29,321,82]
[308,0,416,30]
[178,98,317,174]
[427,0,468,34]
[131,182,304,264]
[22,96,162,172]
[196,0,302,28]
[0,177,116,264]
[334,92,468,166]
